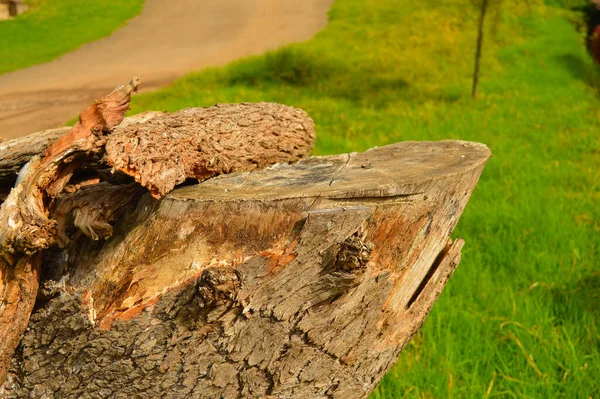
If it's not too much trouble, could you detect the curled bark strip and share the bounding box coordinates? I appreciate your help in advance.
[0,255,40,387]
[0,78,139,387]
[0,77,140,257]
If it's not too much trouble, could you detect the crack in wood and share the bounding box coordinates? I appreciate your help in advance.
[405,242,451,310]
[328,153,351,186]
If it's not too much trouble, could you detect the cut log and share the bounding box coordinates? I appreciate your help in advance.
[2,139,490,398]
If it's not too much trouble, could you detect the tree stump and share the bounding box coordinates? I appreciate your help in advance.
[0,81,490,398]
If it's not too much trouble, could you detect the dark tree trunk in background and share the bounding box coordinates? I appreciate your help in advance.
[473,0,489,99]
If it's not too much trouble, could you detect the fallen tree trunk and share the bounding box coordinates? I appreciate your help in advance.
[2,134,490,397]
[0,102,315,201]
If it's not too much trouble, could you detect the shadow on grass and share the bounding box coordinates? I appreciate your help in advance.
[550,271,600,324]
[226,46,342,87]
[224,46,461,107]
[223,45,462,108]
[558,53,600,97]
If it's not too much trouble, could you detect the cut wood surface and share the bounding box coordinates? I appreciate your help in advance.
[2,137,490,398]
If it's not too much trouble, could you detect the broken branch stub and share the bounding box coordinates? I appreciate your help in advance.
[0,77,140,256]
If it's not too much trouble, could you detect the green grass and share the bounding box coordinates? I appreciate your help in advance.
[0,0,144,75]
[129,0,599,397]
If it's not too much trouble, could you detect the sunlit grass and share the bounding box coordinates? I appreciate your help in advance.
[130,0,599,397]
[0,0,144,75]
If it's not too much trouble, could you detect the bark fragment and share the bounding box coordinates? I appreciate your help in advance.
[105,103,315,198]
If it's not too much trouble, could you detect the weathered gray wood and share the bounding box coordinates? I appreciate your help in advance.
[3,140,490,398]
[0,127,69,196]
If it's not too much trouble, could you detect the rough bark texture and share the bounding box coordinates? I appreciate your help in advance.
[0,104,315,201]
[0,82,316,390]
[105,103,315,198]
[2,140,490,398]
[0,77,140,387]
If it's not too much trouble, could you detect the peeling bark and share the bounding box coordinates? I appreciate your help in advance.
[1,140,490,398]
[105,103,315,198]
[0,103,315,200]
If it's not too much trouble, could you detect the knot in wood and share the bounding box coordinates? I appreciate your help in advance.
[197,266,240,307]
[333,234,373,273]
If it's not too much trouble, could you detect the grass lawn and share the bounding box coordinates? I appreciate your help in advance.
[0,0,144,75]
[128,0,598,397]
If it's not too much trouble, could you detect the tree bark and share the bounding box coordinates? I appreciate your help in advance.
[0,77,141,388]
[0,103,315,201]
[2,136,490,398]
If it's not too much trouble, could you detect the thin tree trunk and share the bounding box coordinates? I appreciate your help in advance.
[472,0,489,99]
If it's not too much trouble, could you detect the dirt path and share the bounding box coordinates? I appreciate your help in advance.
[0,0,333,139]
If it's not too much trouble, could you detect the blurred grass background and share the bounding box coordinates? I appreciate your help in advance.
[130,1,599,397]
[3,0,599,397]
[0,0,143,75]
